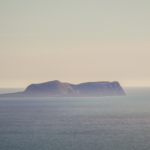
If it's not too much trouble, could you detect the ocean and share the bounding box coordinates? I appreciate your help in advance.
[0,87,150,150]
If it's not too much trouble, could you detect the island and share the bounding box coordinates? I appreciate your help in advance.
[0,80,126,98]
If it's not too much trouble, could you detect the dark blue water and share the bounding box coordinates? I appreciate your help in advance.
[0,87,150,150]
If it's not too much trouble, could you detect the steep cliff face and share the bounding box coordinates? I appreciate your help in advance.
[0,80,126,97]
[72,81,125,97]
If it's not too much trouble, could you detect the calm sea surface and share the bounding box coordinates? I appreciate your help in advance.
[0,87,150,150]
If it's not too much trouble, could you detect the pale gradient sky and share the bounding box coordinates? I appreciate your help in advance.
[0,0,150,87]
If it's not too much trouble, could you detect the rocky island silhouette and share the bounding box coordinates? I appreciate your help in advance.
[0,80,126,98]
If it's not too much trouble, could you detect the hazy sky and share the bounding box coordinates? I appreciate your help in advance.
[0,0,150,87]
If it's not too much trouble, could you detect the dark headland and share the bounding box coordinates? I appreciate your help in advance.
[0,80,126,98]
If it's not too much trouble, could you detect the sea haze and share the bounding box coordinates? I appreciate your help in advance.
[0,87,150,150]
[0,88,25,94]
